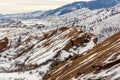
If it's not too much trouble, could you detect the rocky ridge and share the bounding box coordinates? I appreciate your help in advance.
[0,26,97,80]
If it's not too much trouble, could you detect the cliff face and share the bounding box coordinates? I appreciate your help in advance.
[43,32,120,80]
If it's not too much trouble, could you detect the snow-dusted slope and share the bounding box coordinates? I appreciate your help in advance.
[23,4,120,42]
[0,26,97,80]
[44,31,120,80]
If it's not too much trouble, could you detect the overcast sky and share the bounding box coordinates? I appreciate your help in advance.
[0,0,92,14]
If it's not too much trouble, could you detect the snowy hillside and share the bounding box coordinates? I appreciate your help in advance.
[40,0,120,16]
[22,4,120,42]
[0,26,97,80]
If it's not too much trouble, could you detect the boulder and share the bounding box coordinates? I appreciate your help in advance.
[0,37,8,52]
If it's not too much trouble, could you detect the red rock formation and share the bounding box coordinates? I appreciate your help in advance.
[0,37,8,52]
[43,32,120,80]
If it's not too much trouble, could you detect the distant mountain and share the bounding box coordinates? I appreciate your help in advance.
[1,0,120,19]
[0,14,3,17]
[42,0,120,16]
[1,11,43,20]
